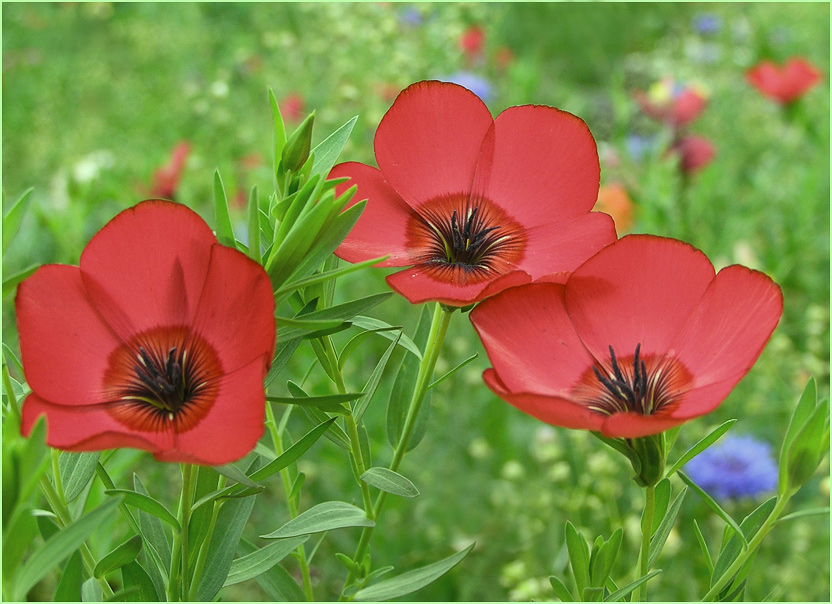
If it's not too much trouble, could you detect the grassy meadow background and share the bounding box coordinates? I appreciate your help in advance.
[2,3,829,601]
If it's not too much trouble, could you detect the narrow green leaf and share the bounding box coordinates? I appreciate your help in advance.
[292,292,393,325]
[59,452,101,502]
[428,353,478,389]
[54,551,83,602]
[261,501,374,539]
[549,575,574,602]
[121,561,160,602]
[678,471,747,546]
[583,586,605,601]
[275,316,346,341]
[648,486,687,569]
[351,316,422,360]
[779,377,818,493]
[3,187,34,253]
[666,419,737,478]
[2,507,38,589]
[387,305,432,450]
[213,170,236,248]
[711,497,777,589]
[246,186,261,263]
[353,542,474,601]
[775,506,830,525]
[288,472,306,501]
[13,496,121,600]
[339,325,401,371]
[195,493,257,601]
[94,535,143,579]
[603,569,662,602]
[239,539,307,602]
[300,406,351,450]
[277,255,387,298]
[354,333,400,421]
[693,519,713,574]
[269,89,287,173]
[224,536,309,587]
[131,474,170,583]
[361,467,420,498]
[105,490,179,530]
[311,115,358,177]
[213,462,262,489]
[267,392,358,415]
[3,264,39,298]
[651,478,671,533]
[564,521,590,596]
[335,552,362,577]
[597,528,623,589]
[188,466,220,566]
[82,577,102,602]
[264,337,303,389]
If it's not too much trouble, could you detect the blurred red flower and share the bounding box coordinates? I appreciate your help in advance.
[471,235,782,438]
[280,92,306,122]
[329,81,616,306]
[594,183,634,233]
[746,57,823,104]
[634,80,708,127]
[672,135,716,174]
[494,46,515,71]
[149,141,191,200]
[18,200,275,465]
[459,25,485,58]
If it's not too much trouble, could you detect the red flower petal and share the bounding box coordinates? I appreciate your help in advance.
[747,57,822,104]
[600,410,689,438]
[565,235,716,362]
[672,89,707,126]
[520,212,617,280]
[471,282,595,395]
[80,200,217,339]
[21,392,174,453]
[483,369,604,431]
[16,264,120,406]
[190,244,276,375]
[330,162,416,266]
[471,105,600,227]
[670,265,783,390]
[374,81,493,207]
[162,356,268,465]
[386,265,531,306]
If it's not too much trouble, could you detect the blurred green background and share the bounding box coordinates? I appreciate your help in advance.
[3,3,829,601]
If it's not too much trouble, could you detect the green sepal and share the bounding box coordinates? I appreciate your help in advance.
[778,377,818,494]
[281,112,315,175]
[784,397,829,492]
[630,433,665,487]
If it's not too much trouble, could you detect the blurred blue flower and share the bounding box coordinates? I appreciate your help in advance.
[693,13,722,35]
[398,6,423,27]
[684,434,778,501]
[437,72,493,103]
[625,134,657,162]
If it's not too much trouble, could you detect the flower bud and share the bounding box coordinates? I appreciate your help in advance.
[281,112,315,174]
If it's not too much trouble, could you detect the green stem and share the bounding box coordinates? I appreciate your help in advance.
[339,303,453,600]
[187,476,226,601]
[167,464,195,602]
[266,401,315,601]
[39,475,114,598]
[322,335,374,515]
[635,484,656,602]
[700,494,791,602]
[2,362,22,423]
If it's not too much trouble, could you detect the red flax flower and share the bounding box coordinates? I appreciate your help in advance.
[471,235,783,438]
[329,80,617,306]
[671,135,716,175]
[634,79,708,128]
[746,57,823,105]
[17,200,275,465]
[149,142,191,200]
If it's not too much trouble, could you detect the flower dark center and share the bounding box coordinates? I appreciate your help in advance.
[573,343,691,417]
[408,195,525,285]
[104,326,221,432]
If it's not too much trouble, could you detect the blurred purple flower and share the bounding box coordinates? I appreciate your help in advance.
[437,72,493,102]
[684,435,778,501]
[399,6,423,27]
[625,134,657,161]
[693,14,722,35]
